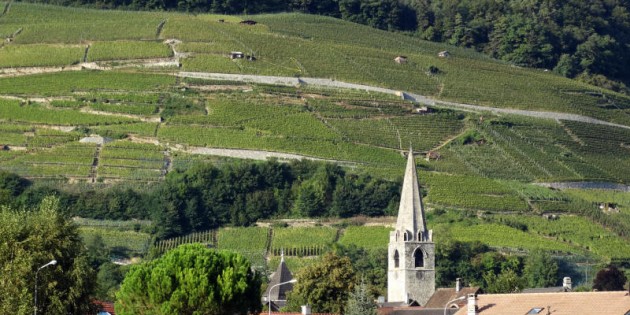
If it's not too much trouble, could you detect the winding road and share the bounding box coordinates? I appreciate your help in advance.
[178,71,630,130]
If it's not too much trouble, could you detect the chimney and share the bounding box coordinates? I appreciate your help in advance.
[301,305,311,315]
[456,278,462,292]
[467,294,478,315]
[563,277,572,291]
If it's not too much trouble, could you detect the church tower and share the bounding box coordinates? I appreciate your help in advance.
[387,148,435,305]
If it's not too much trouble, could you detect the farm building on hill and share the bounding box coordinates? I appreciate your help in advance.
[79,135,113,145]
[394,56,408,64]
[438,51,450,58]
[230,51,245,59]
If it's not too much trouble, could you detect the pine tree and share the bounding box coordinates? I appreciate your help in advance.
[345,279,376,315]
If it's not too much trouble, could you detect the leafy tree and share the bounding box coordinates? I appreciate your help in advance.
[0,196,96,315]
[593,265,627,291]
[334,244,387,298]
[286,252,356,313]
[436,239,491,288]
[523,249,559,288]
[483,268,524,293]
[96,263,127,301]
[0,171,30,206]
[345,279,376,315]
[115,244,261,315]
[85,234,110,270]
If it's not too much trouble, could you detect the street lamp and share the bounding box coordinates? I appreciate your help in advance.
[34,260,57,315]
[267,279,297,315]
[443,296,466,315]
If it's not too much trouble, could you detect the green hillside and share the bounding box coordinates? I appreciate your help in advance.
[1,3,630,275]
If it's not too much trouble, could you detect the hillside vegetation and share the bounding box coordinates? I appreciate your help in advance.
[12,0,630,92]
[0,3,629,284]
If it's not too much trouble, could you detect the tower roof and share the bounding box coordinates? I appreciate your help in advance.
[266,254,294,300]
[395,147,428,240]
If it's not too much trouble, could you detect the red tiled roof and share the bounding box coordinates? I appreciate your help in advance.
[453,291,630,315]
[93,300,115,315]
[424,287,481,308]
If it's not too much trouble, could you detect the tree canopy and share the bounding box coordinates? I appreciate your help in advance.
[0,196,95,315]
[115,244,261,315]
[286,252,357,314]
[522,249,559,288]
[3,160,400,240]
[593,265,628,291]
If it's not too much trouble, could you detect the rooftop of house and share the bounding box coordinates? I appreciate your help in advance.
[378,306,458,315]
[453,291,630,315]
[93,300,115,315]
[424,287,481,308]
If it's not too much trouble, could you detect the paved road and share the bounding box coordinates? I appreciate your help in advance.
[178,72,630,130]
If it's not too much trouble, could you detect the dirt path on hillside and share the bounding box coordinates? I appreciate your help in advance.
[176,146,356,164]
[125,136,356,165]
[79,108,161,122]
[178,72,630,130]
[0,54,627,131]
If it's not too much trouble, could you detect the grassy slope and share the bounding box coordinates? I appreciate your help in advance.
[0,3,629,264]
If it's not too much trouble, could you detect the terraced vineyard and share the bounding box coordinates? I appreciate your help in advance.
[0,2,629,272]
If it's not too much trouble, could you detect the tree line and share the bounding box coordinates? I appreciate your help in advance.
[18,0,630,92]
[0,159,400,239]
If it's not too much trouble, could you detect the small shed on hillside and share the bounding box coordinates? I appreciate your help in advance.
[240,20,257,25]
[79,135,113,145]
[438,50,450,58]
[394,56,408,64]
[230,51,245,59]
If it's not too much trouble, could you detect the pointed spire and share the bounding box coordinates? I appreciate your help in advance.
[395,147,429,241]
[267,252,294,301]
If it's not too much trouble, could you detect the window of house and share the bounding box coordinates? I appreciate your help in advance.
[526,307,544,314]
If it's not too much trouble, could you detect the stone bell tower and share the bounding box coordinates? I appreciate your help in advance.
[387,148,435,305]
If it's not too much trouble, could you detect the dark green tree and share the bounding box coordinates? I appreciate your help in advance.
[0,171,30,206]
[483,268,524,293]
[115,244,261,315]
[593,266,627,291]
[334,244,387,298]
[523,249,559,288]
[96,263,127,301]
[0,196,96,315]
[286,252,356,313]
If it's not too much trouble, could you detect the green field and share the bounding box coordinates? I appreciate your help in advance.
[0,44,84,67]
[79,226,151,256]
[88,41,173,62]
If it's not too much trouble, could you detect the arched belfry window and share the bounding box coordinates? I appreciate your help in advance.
[403,230,411,241]
[394,250,400,268]
[418,231,424,242]
[395,231,399,242]
[414,248,424,268]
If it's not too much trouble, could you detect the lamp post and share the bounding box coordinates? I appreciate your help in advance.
[267,279,297,315]
[443,296,466,315]
[34,260,57,315]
